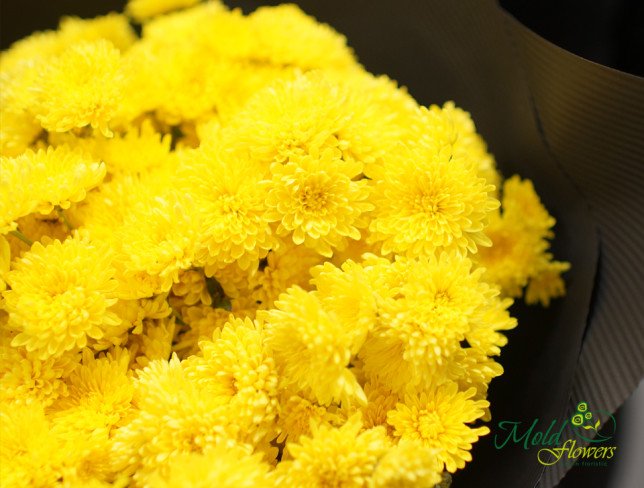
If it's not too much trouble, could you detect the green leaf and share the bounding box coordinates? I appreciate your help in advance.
[595,419,601,429]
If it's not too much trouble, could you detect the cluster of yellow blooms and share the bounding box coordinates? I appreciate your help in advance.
[0,1,569,486]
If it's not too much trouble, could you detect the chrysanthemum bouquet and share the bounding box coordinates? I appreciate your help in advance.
[0,1,569,486]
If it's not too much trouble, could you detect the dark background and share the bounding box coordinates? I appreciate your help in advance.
[1,1,642,487]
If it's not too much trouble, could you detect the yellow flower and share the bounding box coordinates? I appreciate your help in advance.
[0,145,105,234]
[264,150,372,256]
[126,0,203,22]
[179,146,274,271]
[85,119,174,175]
[223,73,354,167]
[171,269,213,307]
[183,317,279,445]
[357,381,399,434]
[30,40,123,136]
[525,260,570,306]
[49,348,133,437]
[111,355,245,481]
[311,260,377,353]
[0,401,65,487]
[275,390,344,445]
[476,176,569,304]
[262,286,366,406]
[112,190,198,294]
[4,235,121,359]
[57,13,137,52]
[359,254,508,392]
[6,213,70,261]
[387,383,489,473]
[144,445,274,488]
[0,338,79,407]
[277,414,389,487]
[369,142,498,257]
[370,440,443,488]
[412,102,502,192]
[126,318,177,370]
[249,4,356,70]
[0,399,120,486]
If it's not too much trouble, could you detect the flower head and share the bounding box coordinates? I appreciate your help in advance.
[387,382,489,473]
[262,286,366,406]
[278,414,390,487]
[371,440,443,488]
[30,40,123,136]
[359,254,505,392]
[179,146,275,271]
[49,348,133,437]
[264,149,372,256]
[369,143,498,257]
[183,317,279,444]
[4,235,121,359]
[144,445,273,488]
[0,146,105,233]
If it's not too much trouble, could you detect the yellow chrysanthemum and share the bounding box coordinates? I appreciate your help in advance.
[359,254,510,392]
[144,445,274,488]
[0,145,105,234]
[263,150,373,256]
[82,120,174,175]
[262,286,366,406]
[30,40,123,136]
[4,235,121,359]
[171,305,231,357]
[476,176,569,303]
[57,13,137,52]
[277,414,389,487]
[171,269,213,308]
[387,383,489,473]
[0,401,65,487]
[357,381,399,435]
[275,389,344,445]
[126,318,177,370]
[525,260,570,306]
[369,142,498,257]
[126,0,203,22]
[179,146,274,271]
[411,102,501,192]
[0,338,79,407]
[249,4,356,70]
[223,73,354,167]
[183,317,279,445]
[0,399,120,487]
[111,190,198,294]
[0,235,9,292]
[111,355,244,481]
[311,260,377,353]
[49,349,133,437]
[370,441,443,488]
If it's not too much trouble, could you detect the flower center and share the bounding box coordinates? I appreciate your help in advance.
[298,185,328,213]
[418,410,443,439]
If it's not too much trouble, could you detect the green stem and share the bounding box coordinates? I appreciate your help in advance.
[57,207,73,231]
[9,229,34,246]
